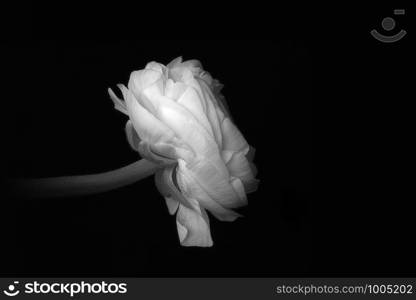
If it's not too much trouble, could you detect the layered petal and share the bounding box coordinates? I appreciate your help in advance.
[176,200,213,247]
[138,141,194,164]
[108,87,128,115]
[124,89,176,145]
[185,158,246,209]
[176,159,241,221]
[125,120,140,151]
[140,85,221,160]
[154,165,194,211]
[164,78,187,101]
[221,117,249,153]
[129,68,163,95]
[176,86,214,138]
[226,151,257,186]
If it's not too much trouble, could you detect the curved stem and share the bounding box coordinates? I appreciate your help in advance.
[9,159,160,199]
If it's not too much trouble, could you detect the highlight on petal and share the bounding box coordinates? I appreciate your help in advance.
[140,89,220,159]
[124,90,176,145]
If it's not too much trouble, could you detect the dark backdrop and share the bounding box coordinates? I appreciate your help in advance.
[1,18,412,278]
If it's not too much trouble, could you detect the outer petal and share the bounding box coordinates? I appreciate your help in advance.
[199,84,224,148]
[124,90,176,145]
[125,120,140,151]
[154,165,194,211]
[169,66,194,85]
[176,159,242,222]
[185,158,245,209]
[155,169,180,215]
[165,78,188,101]
[227,151,259,193]
[198,70,213,86]
[176,86,214,138]
[180,59,203,76]
[230,177,247,206]
[227,151,256,184]
[108,87,128,115]
[221,117,249,153]
[176,201,213,247]
[167,56,183,69]
[129,74,164,116]
[141,86,220,160]
[138,141,194,164]
[145,61,165,73]
[129,69,163,94]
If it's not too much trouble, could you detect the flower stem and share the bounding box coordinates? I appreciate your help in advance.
[9,159,160,199]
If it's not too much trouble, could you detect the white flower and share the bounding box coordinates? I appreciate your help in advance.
[109,57,258,247]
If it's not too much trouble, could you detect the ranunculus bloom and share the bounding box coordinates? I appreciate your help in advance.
[109,57,258,247]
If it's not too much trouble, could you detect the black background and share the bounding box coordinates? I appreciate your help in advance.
[0,5,413,277]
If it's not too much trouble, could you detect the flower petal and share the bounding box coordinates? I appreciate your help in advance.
[185,158,244,209]
[169,66,194,84]
[140,87,220,160]
[177,159,241,221]
[164,196,179,215]
[108,87,128,115]
[125,120,140,151]
[226,151,259,194]
[124,90,176,145]
[138,142,176,165]
[154,166,194,211]
[176,86,214,138]
[138,141,194,164]
[167,56,183,69]
[145,61,165,73]
[230,177,248,206]
[221,117,249,153]
[154,170,180,215]
[176,201,213,247]
[221,150,234,164]
[165,78,188,101]
[181,59,203,76]
[226,151,256,184]
[129,69,163,94]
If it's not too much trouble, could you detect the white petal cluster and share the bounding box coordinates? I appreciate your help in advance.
[109,57,258,247]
